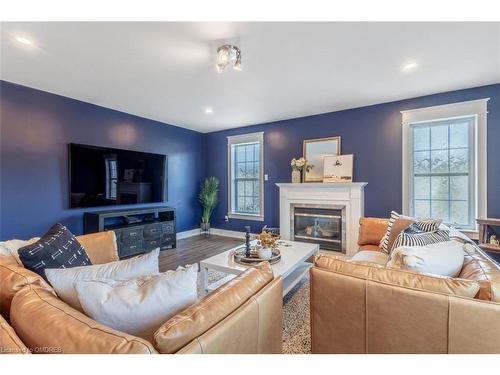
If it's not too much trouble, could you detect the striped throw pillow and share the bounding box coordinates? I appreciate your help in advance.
[379,211,400,253]
[415,219,442,232]
[391,229,450,253]
[380,213,443,253]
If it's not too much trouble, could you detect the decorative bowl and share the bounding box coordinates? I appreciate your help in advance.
[233,247,281,265]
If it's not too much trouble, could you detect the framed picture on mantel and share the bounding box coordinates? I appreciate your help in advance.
[323,154,354,183]
[303,136,341,182]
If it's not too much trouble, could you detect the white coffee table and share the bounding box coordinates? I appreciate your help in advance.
[199,240,319,297]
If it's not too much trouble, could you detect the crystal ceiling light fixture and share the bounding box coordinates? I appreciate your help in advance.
[216,44,242,72]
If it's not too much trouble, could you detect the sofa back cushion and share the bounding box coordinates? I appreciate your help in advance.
[358,218,389,247]
[0,314,29,354]
[0,255,52,319]
[314,255,480,298]
[76,231,119,265]
[10,286,156,354]
[458,244,500,302]
[153,262,274,354]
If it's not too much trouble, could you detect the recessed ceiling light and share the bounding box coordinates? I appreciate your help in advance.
[15,36,33,46]
[204,107,214,114]
[402,62,418,72]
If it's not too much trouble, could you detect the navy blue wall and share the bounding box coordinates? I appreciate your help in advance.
[0,81,205,240]
[2,81,499,240]
[204,84,500,233]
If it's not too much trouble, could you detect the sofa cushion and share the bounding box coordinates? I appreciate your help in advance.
[314,254,480,298]
[0,314,29,354]
[76,231,119,265]
[18,223,92,280]
[359,244,383,251]
[458,244,500,302]
[0,255,53,319]
[10,286,156,354]
[351,251,389,265]
[358,217,389,246]
[153,261,274,354]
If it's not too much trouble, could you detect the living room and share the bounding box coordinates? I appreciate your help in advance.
[1,0,500,372]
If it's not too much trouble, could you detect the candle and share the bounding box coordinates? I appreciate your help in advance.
[244,226,251,257]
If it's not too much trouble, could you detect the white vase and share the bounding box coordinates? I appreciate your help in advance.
[291,170,301,183]
[258,247,273,260]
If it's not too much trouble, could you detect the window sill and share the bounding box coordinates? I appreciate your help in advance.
[227,213,264,222]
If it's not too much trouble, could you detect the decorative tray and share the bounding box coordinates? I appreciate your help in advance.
[233,247,281,265]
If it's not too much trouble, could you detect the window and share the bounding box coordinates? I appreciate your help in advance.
[410,118,474,228]
[402,99,488,233]
[227,132,264,221]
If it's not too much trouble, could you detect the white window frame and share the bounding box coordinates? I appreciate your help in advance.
[401,99,488,237]
[227,132,264,221]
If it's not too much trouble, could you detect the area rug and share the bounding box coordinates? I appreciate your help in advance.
[198,270,311,354]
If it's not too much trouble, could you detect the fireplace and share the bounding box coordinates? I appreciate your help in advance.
[291,204,346,253]
[277,182,366,257]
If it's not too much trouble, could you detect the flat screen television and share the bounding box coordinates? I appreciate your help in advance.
[69,143,167,208]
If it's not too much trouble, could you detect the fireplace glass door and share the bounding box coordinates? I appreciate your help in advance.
[293,206,344,252]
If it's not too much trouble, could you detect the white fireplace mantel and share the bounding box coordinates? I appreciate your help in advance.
[276,182,367,257]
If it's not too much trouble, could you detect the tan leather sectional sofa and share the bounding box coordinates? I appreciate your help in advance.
[310,217,500,354]
[0,231,283,354]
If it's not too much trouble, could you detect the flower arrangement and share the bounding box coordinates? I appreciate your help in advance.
[255,231,280,250]
[290,157,312,172]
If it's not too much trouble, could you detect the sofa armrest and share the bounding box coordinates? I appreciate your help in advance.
[357,217,389,247]
[76,231,119,264]
[310,266,500,353]
[176,277,283,354]
[0,314,29,354]
[11,286,156,354]
[154,262,282,354]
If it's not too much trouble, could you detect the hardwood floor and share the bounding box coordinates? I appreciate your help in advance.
[159,235,243,272]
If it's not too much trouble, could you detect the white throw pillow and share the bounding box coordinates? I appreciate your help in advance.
[45,248,160,311]
[0,237,40,266]
[75,264,198,341]
[387,240,465,277]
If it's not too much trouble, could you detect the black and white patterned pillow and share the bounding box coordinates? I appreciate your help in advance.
[414,219,442,232]
[404,223,425,234]
[391,229,450,253]
[379,211,401,253]
[380,212,443,253]
[18,223,92,280]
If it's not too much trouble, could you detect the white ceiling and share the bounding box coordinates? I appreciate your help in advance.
[1,22,499,133]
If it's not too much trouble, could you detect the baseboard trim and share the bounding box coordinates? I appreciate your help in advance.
[177,227,257,241]
[210,228,256,239]
[176,228,200,240]
[210,228,244,239]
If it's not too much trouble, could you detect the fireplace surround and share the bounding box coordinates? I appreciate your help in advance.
[276,182,367,257]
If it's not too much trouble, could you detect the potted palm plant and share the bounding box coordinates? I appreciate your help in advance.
[198,177,219,232]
